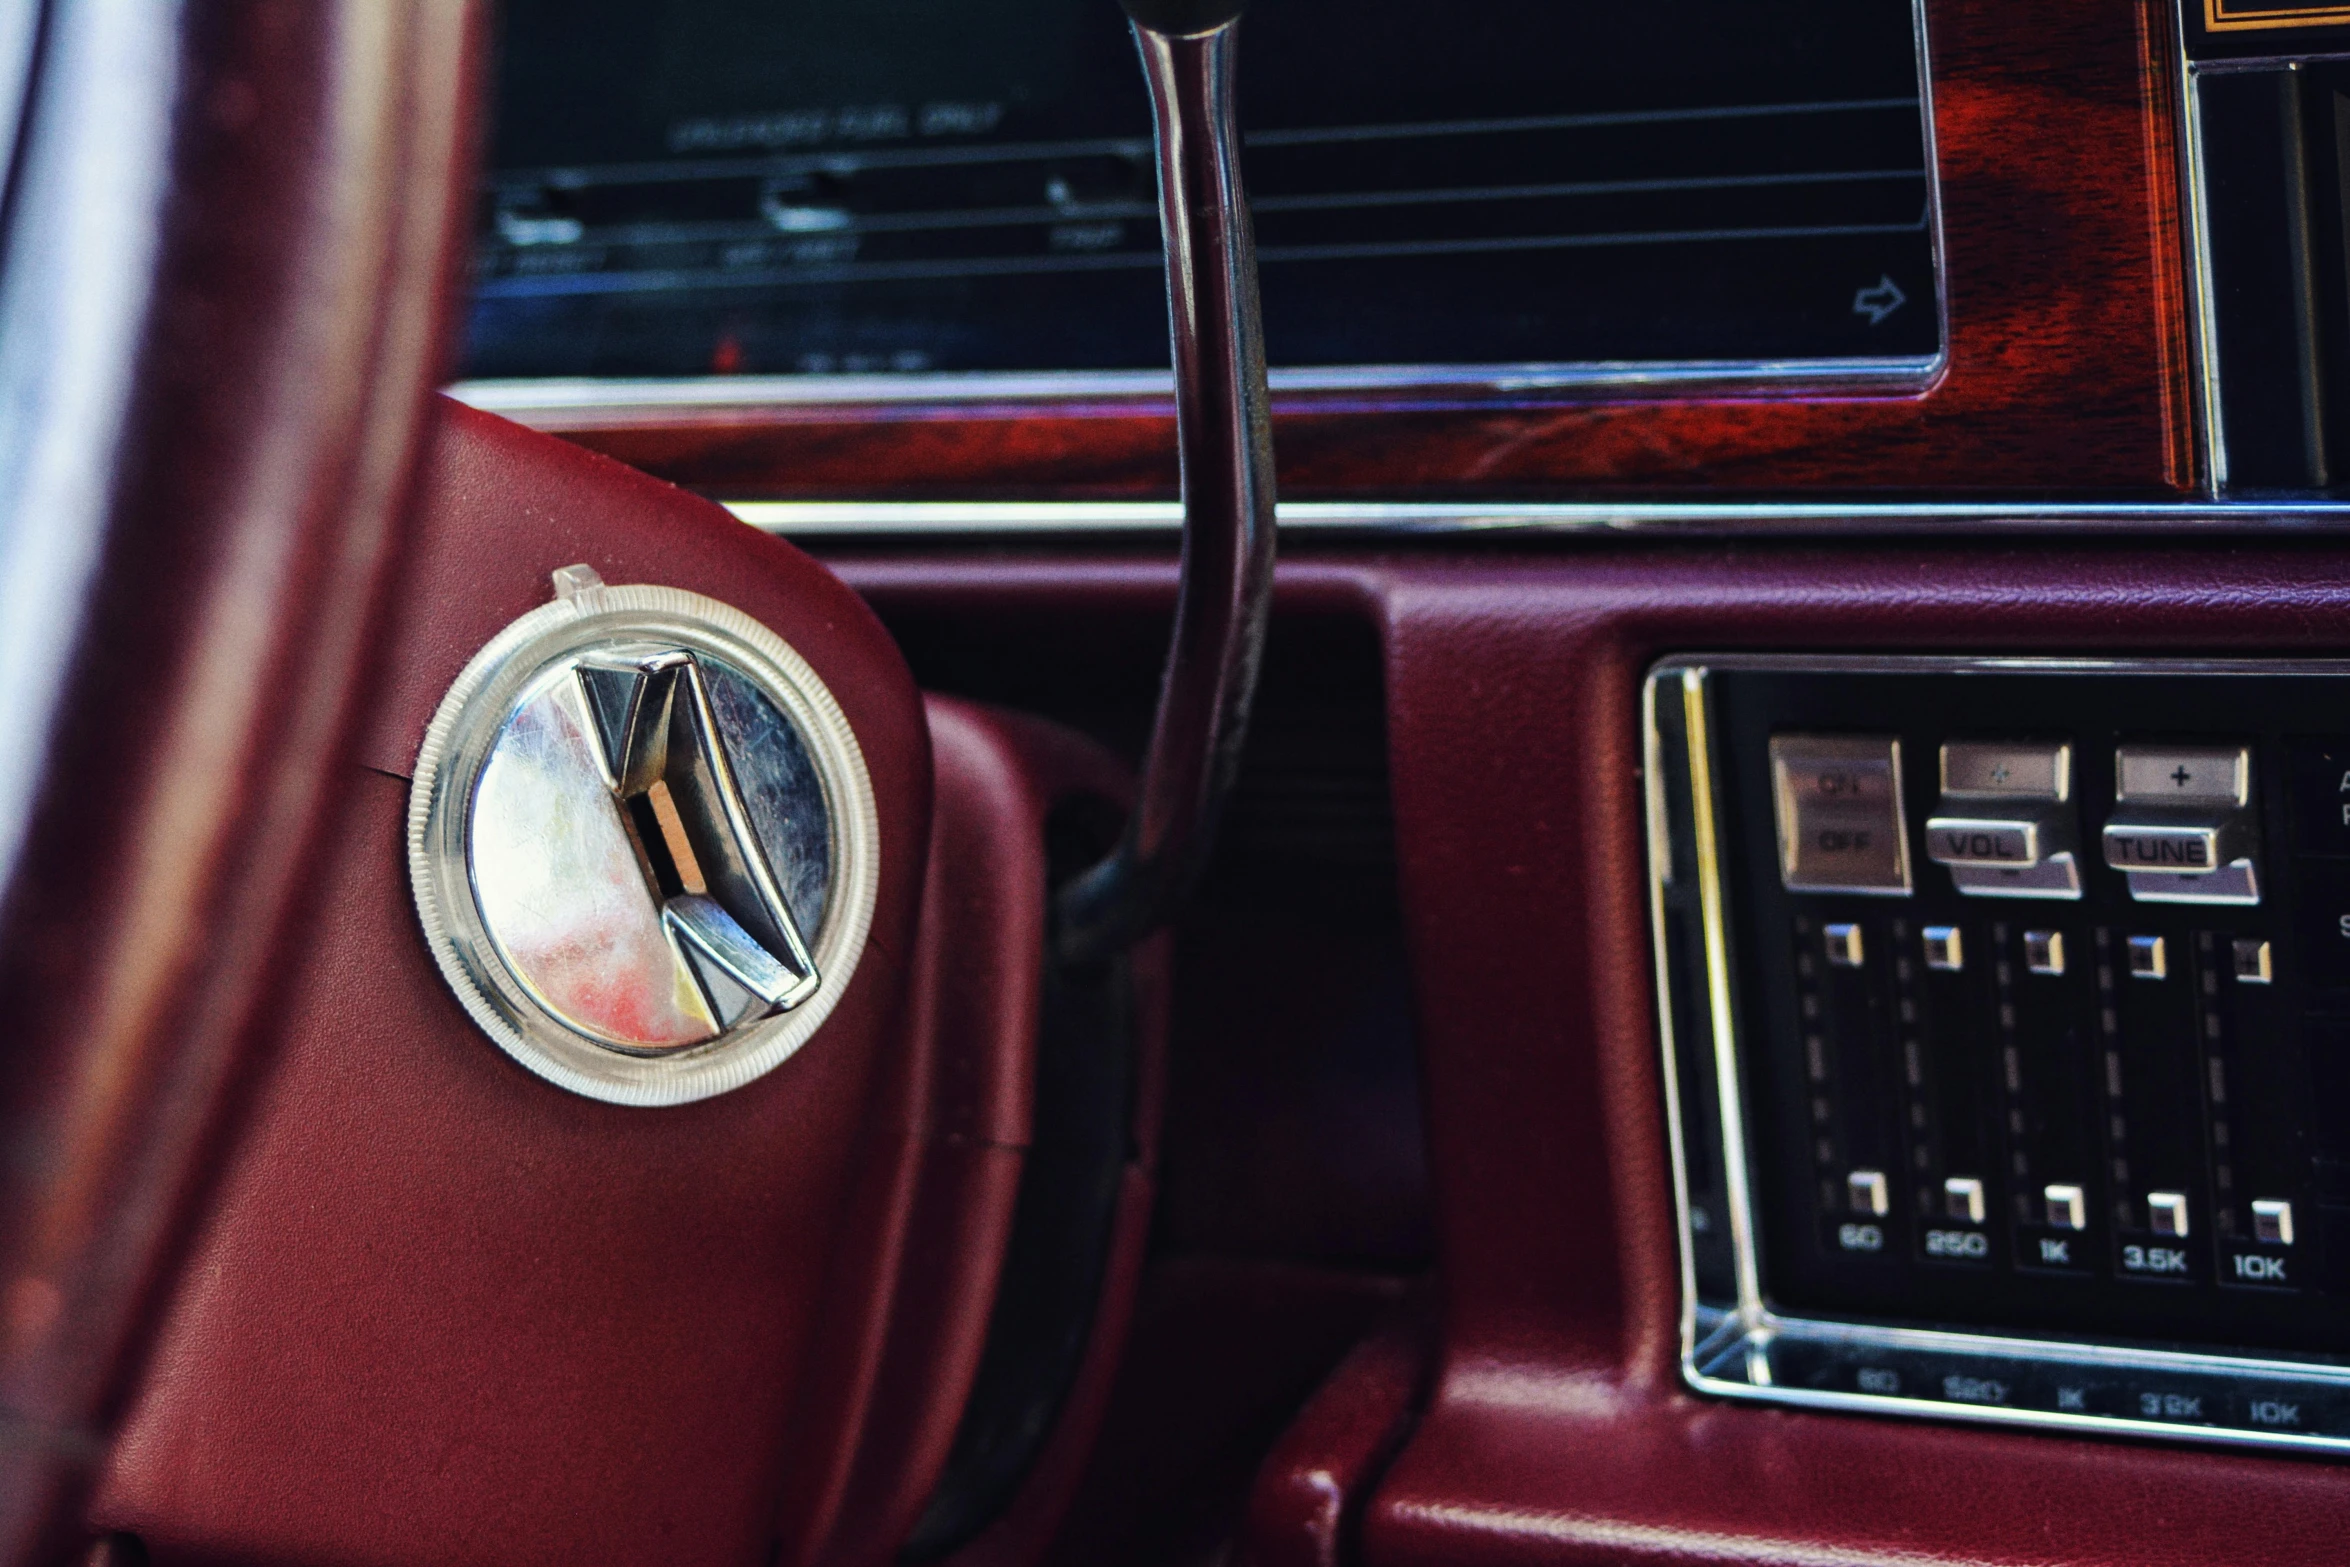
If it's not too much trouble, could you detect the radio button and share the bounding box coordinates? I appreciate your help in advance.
[1770,735,1912,895]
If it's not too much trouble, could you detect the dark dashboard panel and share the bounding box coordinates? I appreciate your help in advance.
[474,0,2193,502]
[468,0,1939,381]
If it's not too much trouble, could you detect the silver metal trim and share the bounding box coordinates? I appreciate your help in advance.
[2201,48,2350,71]
[408,579,880,1107]
[451,358,1940,410]
[2180,17,2229,493]
[1909,0,1954,393]
[1686,1312,2350,1457]
[1647,651,2350,1458]
[1643,673,1710,1355]
[1677,668,1767,1322]
[692,498,2350,538]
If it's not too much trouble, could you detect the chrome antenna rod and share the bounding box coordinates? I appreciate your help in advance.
[1055,0,1277,964]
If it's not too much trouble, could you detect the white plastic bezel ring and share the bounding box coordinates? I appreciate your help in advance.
[407,582,880,1106]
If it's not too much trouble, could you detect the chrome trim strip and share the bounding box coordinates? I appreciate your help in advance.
[1653,652,2350,678]
[1678,668,1766,1324]
[1910,0,1954,403]
[1650,652,2350,1457]
[1689,1365,2350,1457]
[2197,48,2350,71]
[699,498,2350,537]
[1643,675,1707,1356]
[2181,25,2229,492]
[450,355,1940,411]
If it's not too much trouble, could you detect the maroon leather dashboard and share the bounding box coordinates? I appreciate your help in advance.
[833,544,2350,1567]
[88,405,934,1567]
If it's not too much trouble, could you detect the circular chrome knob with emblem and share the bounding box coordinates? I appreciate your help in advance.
[408,566,878,1105]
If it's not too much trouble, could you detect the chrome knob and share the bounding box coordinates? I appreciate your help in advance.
[410,568,879,1105]
[483,643,819,1049]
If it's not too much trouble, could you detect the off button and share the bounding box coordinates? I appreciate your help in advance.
[1770,734,1914,895]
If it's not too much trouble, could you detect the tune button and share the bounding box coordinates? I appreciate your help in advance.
[2105,743,2261,906]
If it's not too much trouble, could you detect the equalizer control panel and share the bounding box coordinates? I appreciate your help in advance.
[1647,656,2350,1454]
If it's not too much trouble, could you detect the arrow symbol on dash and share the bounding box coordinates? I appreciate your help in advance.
[1853,275,1906,326]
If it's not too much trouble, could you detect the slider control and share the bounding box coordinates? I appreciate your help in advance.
[2148,1191,2190,1238]
[1925,741,2083,899]
[1848,1169,1890,1217]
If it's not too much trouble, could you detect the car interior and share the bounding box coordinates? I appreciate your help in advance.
[6,0,2350,1564]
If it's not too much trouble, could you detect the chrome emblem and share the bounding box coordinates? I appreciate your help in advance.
[409,568,878,1105]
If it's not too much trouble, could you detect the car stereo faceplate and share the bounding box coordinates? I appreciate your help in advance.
[1649,655,2350,1454]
